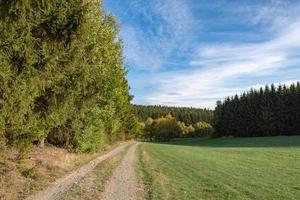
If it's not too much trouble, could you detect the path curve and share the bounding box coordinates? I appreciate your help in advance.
[102,143,141,200]
[27,142,130,200]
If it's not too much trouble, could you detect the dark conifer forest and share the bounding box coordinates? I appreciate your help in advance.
[133,105,214,124]
[214,82,300,137]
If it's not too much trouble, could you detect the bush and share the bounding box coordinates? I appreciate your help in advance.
[193,121,214,137]
[47,124,75,149]
[143,114,181,141]
[17,161,37,179]
[178,121,195,136]
[140,115,215,140]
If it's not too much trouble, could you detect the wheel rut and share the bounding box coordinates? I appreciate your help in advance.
[101,143,141,200]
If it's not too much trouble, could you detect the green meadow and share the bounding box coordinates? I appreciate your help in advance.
[139,136,300,200]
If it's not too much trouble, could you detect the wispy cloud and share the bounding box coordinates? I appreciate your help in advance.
[121,26,163,70]
[153,0,196,46]
[119,0,195,70]
[105,0,300,109]
[248,0,300,32]
[143,19,300,108]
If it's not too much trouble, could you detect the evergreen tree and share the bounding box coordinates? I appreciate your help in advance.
[214,82,300,137]
[0,0,137,152]
[133,105,214,125]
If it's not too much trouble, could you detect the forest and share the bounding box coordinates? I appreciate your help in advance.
[134,105,214,141]
[214,82,300,137]
[0,0,139,154]
[135,82,300,141]
[133,105,214,124]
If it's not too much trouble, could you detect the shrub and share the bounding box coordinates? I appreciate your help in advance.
[144,114,181,141]
[178,121,195,136]
[17,161,38,179]
[193,121,214,137]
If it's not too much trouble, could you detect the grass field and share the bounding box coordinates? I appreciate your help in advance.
[139,136,300,200]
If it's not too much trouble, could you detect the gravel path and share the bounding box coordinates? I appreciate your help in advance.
[101,143,141,200]
[27,143,130,200]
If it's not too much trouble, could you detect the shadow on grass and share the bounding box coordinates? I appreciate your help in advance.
[149,136,300,148]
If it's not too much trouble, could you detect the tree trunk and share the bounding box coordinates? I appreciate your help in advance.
[39,138,45,148]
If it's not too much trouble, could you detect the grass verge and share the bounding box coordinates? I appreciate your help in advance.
[138,144,174,200]
[0,142,124,200]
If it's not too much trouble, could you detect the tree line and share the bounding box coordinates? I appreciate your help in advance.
[0,0,139,153]
[137,113,214,141]
[133,105,214,125]
[214,82,300,137]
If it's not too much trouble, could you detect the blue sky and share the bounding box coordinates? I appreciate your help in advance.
[104,0,300,109]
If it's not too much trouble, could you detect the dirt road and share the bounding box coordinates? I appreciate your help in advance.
[101,143,142,200]
[27,143,130,200]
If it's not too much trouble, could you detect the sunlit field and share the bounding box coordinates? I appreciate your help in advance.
[139,136,300,200]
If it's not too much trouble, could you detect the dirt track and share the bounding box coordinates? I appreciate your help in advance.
[27,143,130,200]
[101,143,141,200]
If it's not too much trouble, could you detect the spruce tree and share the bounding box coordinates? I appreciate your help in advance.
[214,82,300,137]
[0,0,137,152]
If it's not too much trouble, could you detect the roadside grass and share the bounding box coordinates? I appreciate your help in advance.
[138,145,174,200]
[0,143,122,200]
[63,145,130,200]
[139,136,300,200]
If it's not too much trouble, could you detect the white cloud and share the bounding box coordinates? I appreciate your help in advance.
[248,0,299,32]
[142,19,300,109]
[111,0,300,109]
[120,0,195,70]
[153,0,195,43]
[249,79,300,91]
[121,26,163,70]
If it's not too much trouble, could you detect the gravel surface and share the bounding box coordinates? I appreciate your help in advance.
[27,143,130,200]
[101,143,142,200]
